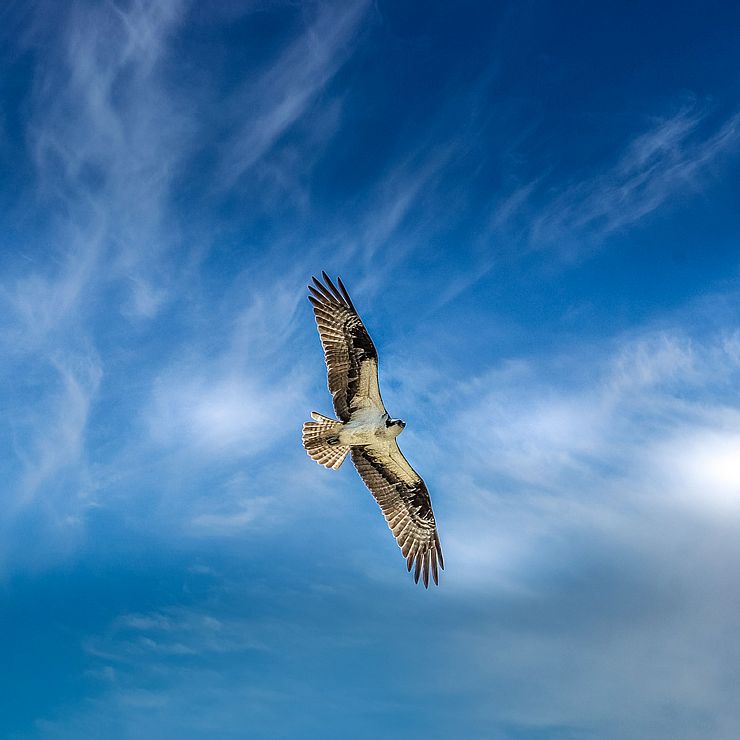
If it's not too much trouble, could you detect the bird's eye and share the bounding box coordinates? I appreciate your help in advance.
[385,419,393,427]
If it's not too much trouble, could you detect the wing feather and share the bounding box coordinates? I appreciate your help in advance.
[351,442,444,587]
[321,271,345,303]
[308,273,384,421]
[337,276,357,312]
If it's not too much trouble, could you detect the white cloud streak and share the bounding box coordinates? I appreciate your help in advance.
[0,0,194,573]
[1,1,375,568]
[26,0,191,320]
[424,318,740,598]
[449,102,740,299]
[531,105,740,249]
[219,0,370,186]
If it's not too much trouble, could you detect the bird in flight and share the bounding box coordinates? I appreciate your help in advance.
[302,272,444,587]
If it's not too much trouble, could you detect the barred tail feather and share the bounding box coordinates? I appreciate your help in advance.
[302,413,349,470]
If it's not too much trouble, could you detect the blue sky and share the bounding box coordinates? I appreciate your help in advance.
[1,1,740,737]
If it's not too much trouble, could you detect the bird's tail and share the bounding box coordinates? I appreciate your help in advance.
[302,412,350,470]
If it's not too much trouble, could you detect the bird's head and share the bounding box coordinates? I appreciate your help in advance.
[385,417,406,434]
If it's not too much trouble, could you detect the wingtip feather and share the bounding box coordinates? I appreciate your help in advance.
[311,276,334,302]
[336,276,357,313]
[308,285,326,303]
[431,547,439,585]
[321,271,345,304]
[435,533,444,570]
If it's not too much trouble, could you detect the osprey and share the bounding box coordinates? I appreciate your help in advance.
[302,272,444,587]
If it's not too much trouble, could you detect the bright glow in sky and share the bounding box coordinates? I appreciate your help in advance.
[2,2,740,738]
[663,431,740,511]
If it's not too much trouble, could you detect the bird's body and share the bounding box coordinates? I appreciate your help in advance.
[302,272,443,587]
[338,408,403,446]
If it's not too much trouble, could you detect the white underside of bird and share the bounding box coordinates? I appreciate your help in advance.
[337,407,403,446]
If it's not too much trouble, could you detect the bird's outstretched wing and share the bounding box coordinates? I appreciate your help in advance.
[351,442,444,587]
[308,272,385,422]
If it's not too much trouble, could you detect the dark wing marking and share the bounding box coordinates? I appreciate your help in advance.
[351,443,444,587]
[308,272,384,422]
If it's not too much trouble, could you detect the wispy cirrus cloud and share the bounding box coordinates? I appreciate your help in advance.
[433,101,740,307]
[25,0,192,320]
[373,278,740,592]
[0,0,193,573]
[528,104,740,251]
[0,347,102,576]
[219,0,370,187]
[429,308,740,592]
[1,0,373,566]
[13,350,103,504]
[87,604,267,661]
[144,270,310,456]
